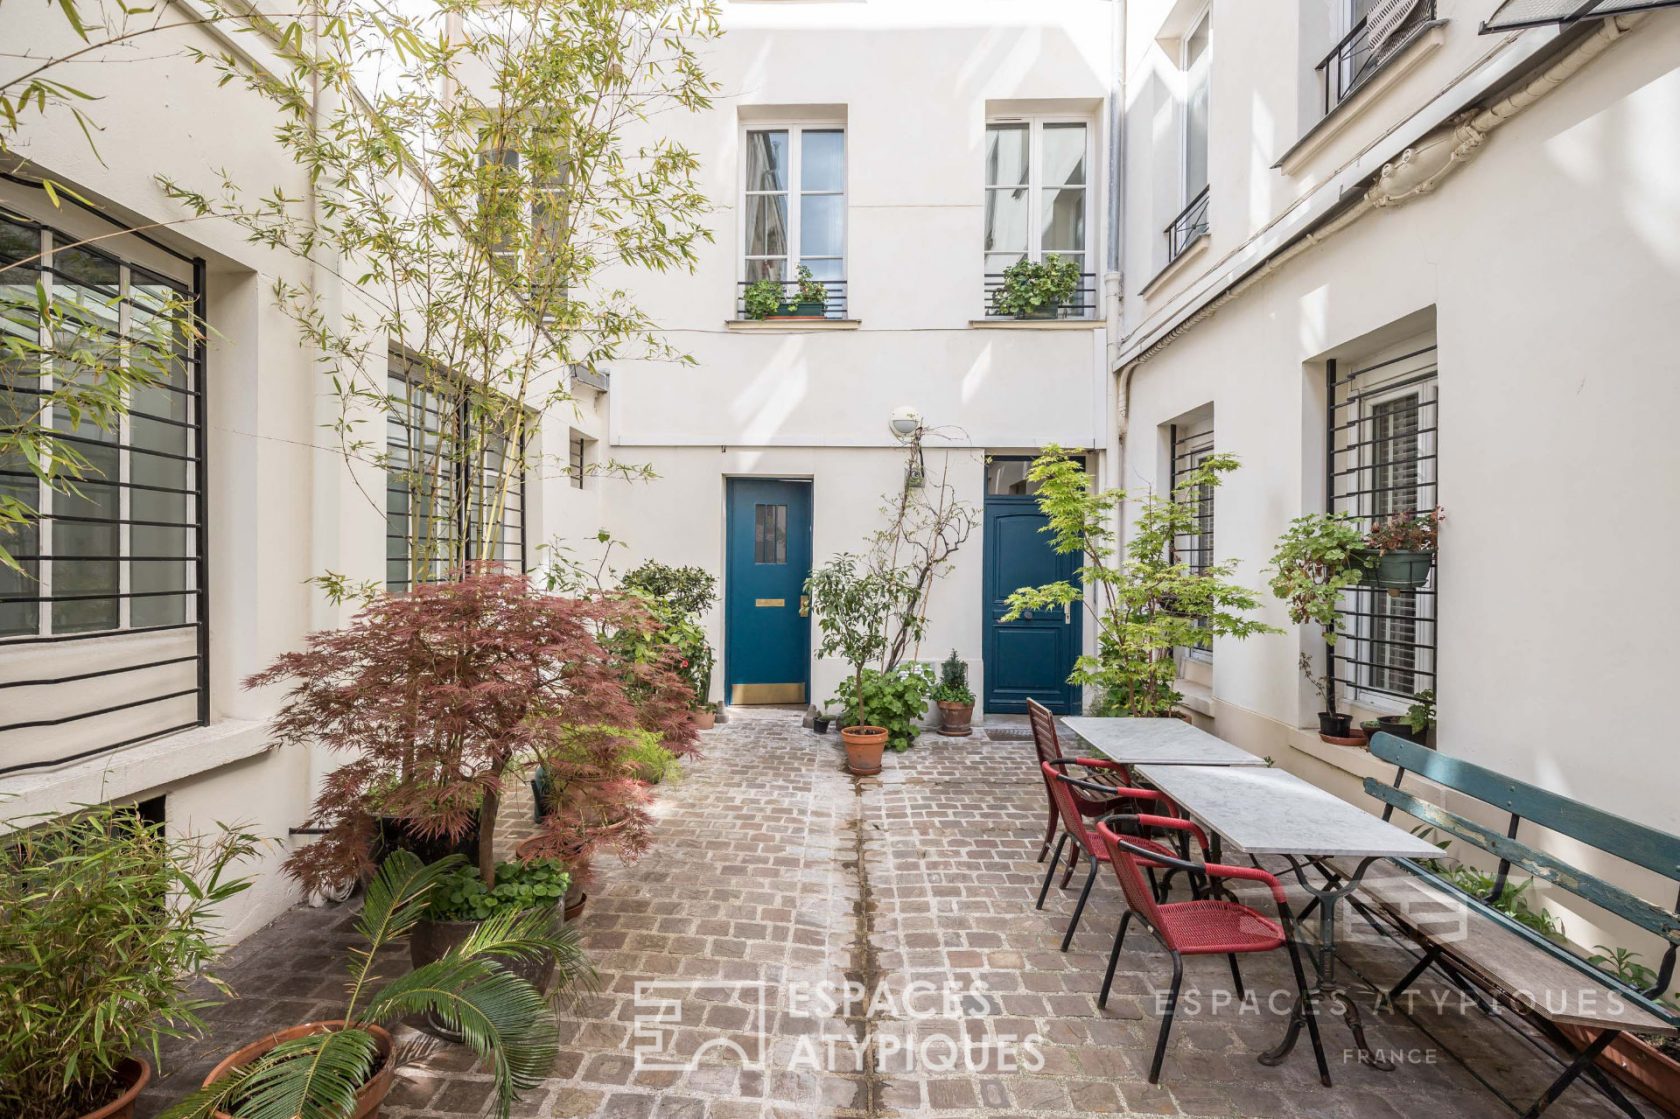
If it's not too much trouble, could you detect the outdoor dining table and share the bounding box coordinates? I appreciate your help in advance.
[1062,716,1267,767]
[1133,761,1446,1075]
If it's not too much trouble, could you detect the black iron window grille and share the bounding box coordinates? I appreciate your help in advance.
[735,277,849,321]
[1165,186,1210,264]
[568,430,586,489]
[385,351,527,592]
[0,212,208,776]
[1170,422,1216,657]
[1327,345,1438,703]
[1318,0,1437,116]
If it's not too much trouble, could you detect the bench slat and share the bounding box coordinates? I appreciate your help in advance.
[1368,733,1680,883]
[1364,780,1680,946]
[1353,863,1678,1034]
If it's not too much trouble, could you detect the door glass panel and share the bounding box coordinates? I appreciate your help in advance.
[800,130,844,192]
[985,459,1040,496]
[1042,123,1086,186]
[984,124,1029,187]
[744,130,789,191]
[799,193,844,258]
[754,503,787,565]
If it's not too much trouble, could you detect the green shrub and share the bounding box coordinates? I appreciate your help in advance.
[990,254,1080,318]
[424,855,570,922]
[831,664,934,752]
[934,649,973,705]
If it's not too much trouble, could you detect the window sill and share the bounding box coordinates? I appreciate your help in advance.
[0,719,275,824]
[1174,676,1215,718]
[968,318,1102,331]
[1275,21,1449,176]
[725,319,861,332]
[1139,232,1211,299]
[1288,725,1398,784]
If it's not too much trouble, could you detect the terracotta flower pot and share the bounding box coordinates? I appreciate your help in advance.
[77,1057,150,1119]
[1559,1025,1680,1117]
[692,709,716,730]
[203,1022,394,1119]
[936,701,974,738]
[842,725,888,776]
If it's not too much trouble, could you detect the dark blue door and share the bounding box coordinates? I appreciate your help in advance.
[983,461,1081,714]
[725,479,813,705]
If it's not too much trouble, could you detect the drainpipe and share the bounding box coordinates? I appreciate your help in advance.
[1107,0,1128,509]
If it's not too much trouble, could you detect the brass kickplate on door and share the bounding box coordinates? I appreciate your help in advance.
[754,597,785,607]
[732,683,806,704]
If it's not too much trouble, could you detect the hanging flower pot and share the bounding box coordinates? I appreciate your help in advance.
[1352,547,1434,591]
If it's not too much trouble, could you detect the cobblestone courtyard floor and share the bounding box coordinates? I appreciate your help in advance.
[137,707,1640,1118]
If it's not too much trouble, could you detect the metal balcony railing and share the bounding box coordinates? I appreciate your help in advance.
[1164,187,1210,263]
[1318,0,1437,116]
[981,270,1098,321]
[736,277,848,321]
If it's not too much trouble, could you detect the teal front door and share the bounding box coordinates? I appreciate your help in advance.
[983,458,1081,713]
[725,479,813,705]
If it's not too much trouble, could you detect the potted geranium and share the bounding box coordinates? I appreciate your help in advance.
[1357,506,1442,591]
[934,649,975,737]
[1267,513,1367,741]
[990,254,1080,319]
[0,807,258,1119]
[250,572,696,997]
[806,554,897,775]
[777,264,827,317]
[162,852,587,1119]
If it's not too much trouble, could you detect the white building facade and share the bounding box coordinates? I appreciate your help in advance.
[3,0,1678,951]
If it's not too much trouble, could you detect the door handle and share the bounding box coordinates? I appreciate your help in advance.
[798,595,810,617]
[1063,602,1071,625]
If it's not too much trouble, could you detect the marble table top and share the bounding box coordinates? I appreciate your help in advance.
[1063,717,1265,767]
[1134,763,1448,859]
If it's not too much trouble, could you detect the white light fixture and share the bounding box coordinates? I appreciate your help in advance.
[888,405,922,439]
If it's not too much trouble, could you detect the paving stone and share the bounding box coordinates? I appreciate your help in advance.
[136,707,1624,1119]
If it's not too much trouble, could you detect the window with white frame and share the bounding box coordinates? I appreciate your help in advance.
[1165,8,1211,262]
[741,125,846,313]
[1328,341,1438,702]
[1169,414,1215,660]
[983,119,1090,277]
[568,430,587,490]
[385,349,526,591]
[0,209,207,776]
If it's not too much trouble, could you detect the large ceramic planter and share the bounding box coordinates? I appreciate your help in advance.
[1559,1025,1680,1117]
[841,725,888,776]
[203,1022,393,1119]
[1364,715,1428,747]
[76,1056,150,1119]
[412,907,561,1042]
[370,811,480,868]
[936,701,974,738]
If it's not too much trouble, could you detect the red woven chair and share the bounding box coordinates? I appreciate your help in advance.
[1026,698,1137,865]
[1094,814,1329,1087]
[1039,761,1202,952]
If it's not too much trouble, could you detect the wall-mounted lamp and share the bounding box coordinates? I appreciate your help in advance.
[888,405,923,440]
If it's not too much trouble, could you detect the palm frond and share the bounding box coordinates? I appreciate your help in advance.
[155,1028,379,1119]
[361,956,557,1118]
[454,906,597,994]
[343,850,467,1017]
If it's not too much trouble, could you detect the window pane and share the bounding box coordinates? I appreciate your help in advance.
[745,130,789,192]
[985,252,1024,274]
[744,194,789,258]
[985,459,1040,496]
[1185,77,1209,197]
[984,187,1028,255]
[801,130,844,192]
[800,193,844,259]
[985,124,1028,187]
[799,258,843,282]
[1041,187,1086,253]
[1372,395,1421,517]
[1042,123,1086,187]
[0,220,39,636]
[744,258,785,283]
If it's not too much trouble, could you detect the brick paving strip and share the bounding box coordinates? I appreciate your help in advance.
[137,708,1630,1118]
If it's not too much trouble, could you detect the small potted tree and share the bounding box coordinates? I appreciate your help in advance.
[162,852,588,1119]
[1268,513,1368,741]
[934,649,975,737]
[1365,688,1435,748]
[805,554,896,775]
[1357,506,1443,591]
[990,254,1080,319]
[1,807,258,1119]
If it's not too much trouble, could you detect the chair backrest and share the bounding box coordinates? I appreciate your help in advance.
[1096,816,1166,934]
[1043,762,1101,853]
[1026,698,1062,766]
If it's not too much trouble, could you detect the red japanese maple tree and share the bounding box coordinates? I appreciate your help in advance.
[249,570,697,892]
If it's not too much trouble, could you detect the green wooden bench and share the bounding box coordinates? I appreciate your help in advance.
[1360,732,1680,1118]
